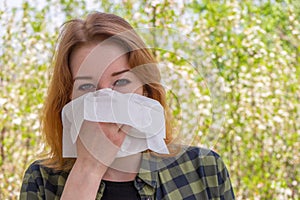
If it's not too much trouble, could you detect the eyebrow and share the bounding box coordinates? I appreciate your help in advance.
[73,76,93,81]
[73,69,130,81]
[111,69,130,77]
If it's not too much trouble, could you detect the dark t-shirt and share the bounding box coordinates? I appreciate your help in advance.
[101,180,140,200]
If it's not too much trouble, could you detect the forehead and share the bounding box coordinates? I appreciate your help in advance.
[70,41,129,78]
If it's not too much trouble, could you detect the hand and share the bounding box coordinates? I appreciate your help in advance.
[76,121,126,171]
[61,122,130,200]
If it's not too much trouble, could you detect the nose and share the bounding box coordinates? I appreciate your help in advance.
[96,78,113,91]
[97,85,113,91]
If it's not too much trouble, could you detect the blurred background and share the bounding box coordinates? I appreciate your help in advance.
[0,0,299,199]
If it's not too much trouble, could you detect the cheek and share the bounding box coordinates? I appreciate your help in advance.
[113,84,144,95]
[135,86,144,96]
[70,84,96,100]
[129,76,144,95]
[71,89,90,100]
[113,76,144,95]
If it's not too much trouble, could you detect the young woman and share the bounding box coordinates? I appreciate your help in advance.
[20,12,235,200]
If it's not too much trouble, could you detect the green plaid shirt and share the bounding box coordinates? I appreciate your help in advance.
[20,146,235,200]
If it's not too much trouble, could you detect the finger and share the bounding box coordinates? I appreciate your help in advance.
[98,122,126,147]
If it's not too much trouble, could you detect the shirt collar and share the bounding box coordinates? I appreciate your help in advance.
[136,152,159,188]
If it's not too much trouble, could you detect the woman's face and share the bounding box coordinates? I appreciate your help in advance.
[70,41,144,99]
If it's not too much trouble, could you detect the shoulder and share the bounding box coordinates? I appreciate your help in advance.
[152,145,230,179]
[21,160,50,187]
[175,146,231,179]
[186,146,235,198]
[22,160,68,181]
[20,160,68,199]
[22,160,47,176]
[170,145,224,169]
[158,146,235,199]
[181,146,221,160]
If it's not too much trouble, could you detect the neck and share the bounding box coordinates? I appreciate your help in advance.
[103,168,137,182]
[102,153,142,182]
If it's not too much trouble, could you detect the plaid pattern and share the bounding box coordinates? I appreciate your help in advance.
[20,146,235,200]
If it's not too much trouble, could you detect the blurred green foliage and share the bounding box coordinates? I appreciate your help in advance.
[0,0,299,199]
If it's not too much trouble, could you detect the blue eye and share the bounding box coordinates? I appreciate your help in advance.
[78,83,96,91]
[113,79,131,87]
